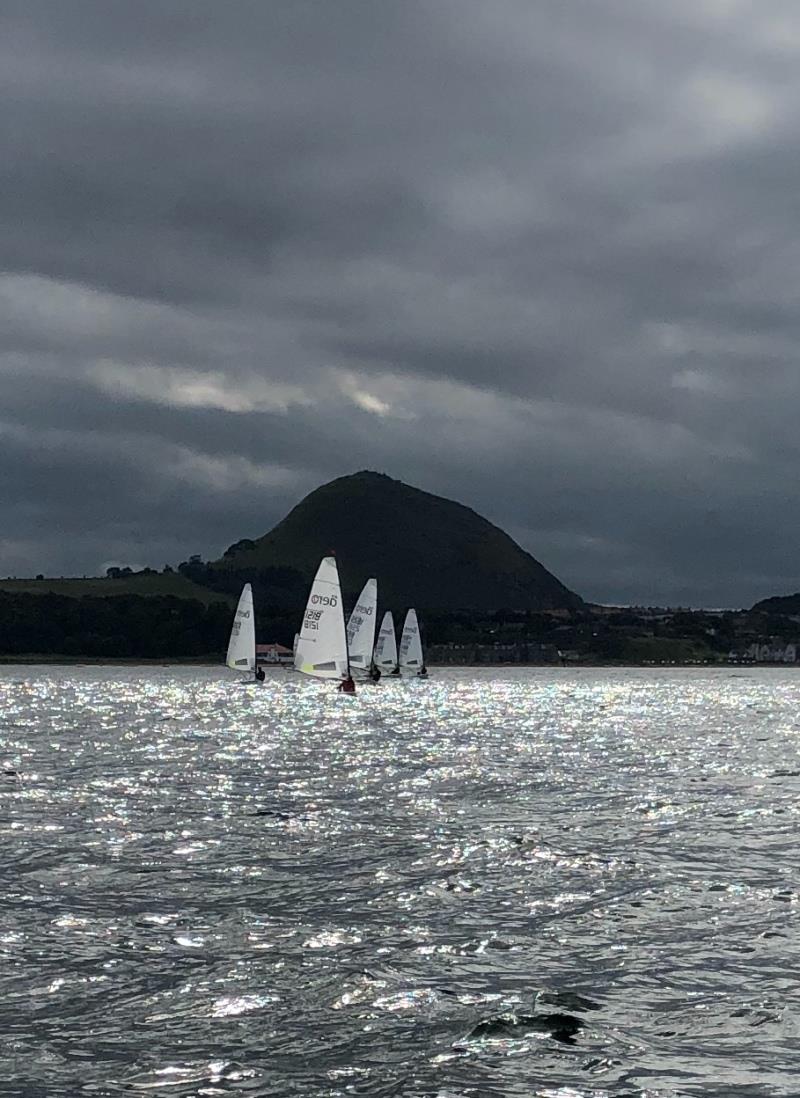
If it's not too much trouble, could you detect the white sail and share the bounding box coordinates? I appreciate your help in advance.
[347,578,377,676]
[295,557,350,680]
[226,583,256,672]
[399,608,424,672]
[373,610,398,673]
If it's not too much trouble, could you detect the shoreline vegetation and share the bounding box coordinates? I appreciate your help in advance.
[0,656,797,669]
[0,655,221,666]
[1,581,799,666]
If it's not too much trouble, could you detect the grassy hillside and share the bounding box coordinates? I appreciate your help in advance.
[0,573,233,607]
[0,572,238,657]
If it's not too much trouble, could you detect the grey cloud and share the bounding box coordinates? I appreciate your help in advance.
[2,0,800,604]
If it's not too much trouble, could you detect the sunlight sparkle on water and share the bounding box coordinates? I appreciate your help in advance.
[1,665,799,1095]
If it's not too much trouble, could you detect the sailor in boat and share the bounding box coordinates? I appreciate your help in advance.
[417,665,428,678]
[338,674,356,694]
[255,665,266,683]
[368,663,381,683]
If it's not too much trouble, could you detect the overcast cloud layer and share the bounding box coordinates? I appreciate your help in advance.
[3,0,800,606]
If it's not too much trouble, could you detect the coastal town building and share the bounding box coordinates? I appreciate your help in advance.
[728,642,797,663]
[256,643,293,664]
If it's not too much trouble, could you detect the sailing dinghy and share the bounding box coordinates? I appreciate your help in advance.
[346,578,377,679]
[226,583,259,680]
[399,608,427,677]
[295,556,353,690]
[373,610,398,675]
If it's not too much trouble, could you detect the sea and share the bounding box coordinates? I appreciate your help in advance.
[1,665,799,1097]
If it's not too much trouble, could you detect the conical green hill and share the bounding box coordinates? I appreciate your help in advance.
[211,471,583,612]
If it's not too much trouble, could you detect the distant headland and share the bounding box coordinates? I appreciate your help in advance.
[0,472,797,664]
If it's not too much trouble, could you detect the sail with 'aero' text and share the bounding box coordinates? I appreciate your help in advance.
[346,578,377,677]
[295,557,350,680]
[399,608,424,673]
[373,610,398,673]
[226,583,256,673]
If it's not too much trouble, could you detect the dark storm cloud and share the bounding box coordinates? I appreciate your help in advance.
[2,0,800,604]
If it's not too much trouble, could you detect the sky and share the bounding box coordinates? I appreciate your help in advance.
[2,0,800,608]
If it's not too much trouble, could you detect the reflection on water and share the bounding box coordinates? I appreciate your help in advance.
[1,665,799,1096]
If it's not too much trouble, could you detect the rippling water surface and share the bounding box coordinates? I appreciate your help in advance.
[2,665,799,1097]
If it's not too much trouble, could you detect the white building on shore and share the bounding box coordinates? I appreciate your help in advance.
[731,642,798,663]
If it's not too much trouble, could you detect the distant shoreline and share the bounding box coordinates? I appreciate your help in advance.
[0,657,794,670]
[0,656,220,666]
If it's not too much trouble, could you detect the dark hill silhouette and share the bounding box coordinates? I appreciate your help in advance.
[751,592,800,614]
[210,471,583,612]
